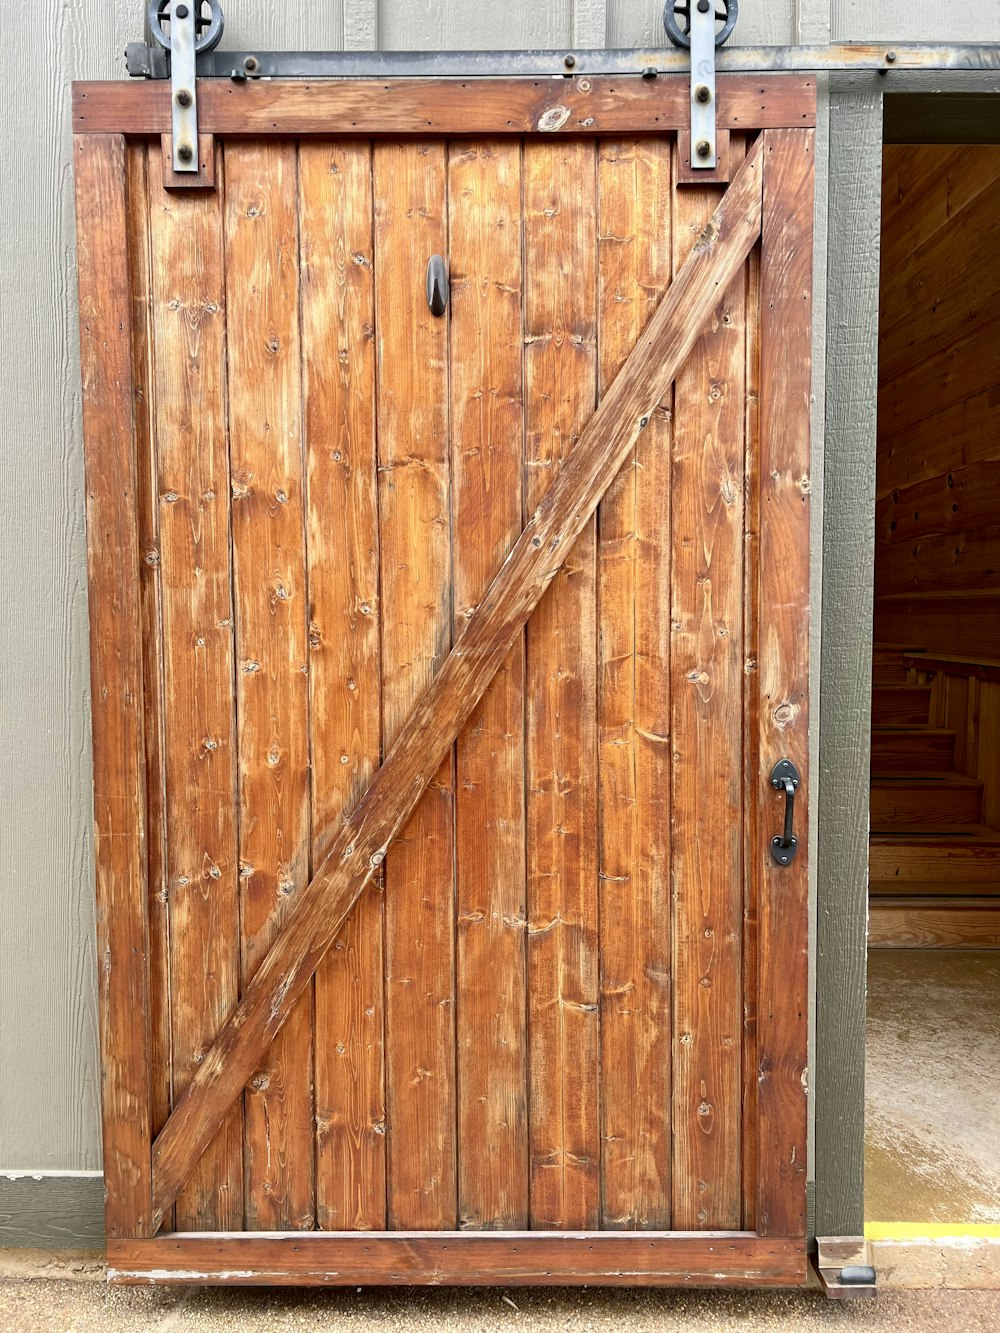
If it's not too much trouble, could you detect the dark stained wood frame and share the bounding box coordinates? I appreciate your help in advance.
[74,75,813,1286]
[73,75,815,138]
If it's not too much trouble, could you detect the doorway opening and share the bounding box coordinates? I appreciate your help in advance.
[866,130,1000,1235]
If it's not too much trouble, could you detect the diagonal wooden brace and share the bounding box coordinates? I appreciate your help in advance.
[149,135,765,1230]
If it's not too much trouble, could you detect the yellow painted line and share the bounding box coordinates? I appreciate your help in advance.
[866,1222,1000,1241]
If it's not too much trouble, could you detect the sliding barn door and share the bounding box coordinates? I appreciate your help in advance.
[73,73,815,1285]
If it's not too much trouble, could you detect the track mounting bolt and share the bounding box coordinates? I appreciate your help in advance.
[244,55,259,72]
[564,53,576,69]
[885,50,897,63]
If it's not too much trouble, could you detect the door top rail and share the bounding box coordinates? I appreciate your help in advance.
[125,42,1000,83]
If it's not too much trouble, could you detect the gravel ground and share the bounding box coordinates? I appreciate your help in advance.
[1,1281,999,1332]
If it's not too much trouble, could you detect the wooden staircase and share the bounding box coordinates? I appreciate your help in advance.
[869,645,1000,947]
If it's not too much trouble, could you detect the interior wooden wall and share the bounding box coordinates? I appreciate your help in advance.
[874,144,1000,656]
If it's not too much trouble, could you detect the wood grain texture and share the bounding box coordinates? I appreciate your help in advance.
[72,76,817,137]
[299,140,385,1233]
[224,141,314,1230]
[448,140,528,1230]
[73,133,152,1238]
[741,236,762,1233]
[373,140,457,1231]
[126,144,171,1162]
[755,127,813,1240]
[523,138,600,1231]
[107,1230,807,1286]
[148,139,765,1226]
[876,462,1000,547]
[147,139,243,1232]
[669,135,748,1232]
[868,898,1000,948]
[596,135,673,1229]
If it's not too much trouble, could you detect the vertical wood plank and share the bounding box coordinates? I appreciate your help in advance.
[126,145,171,1163]
[73,133,153,1238]
[374,140,457,1231]
[523,139,600,1231]
[449,139,528,1230]
[224,141,314,1231]
[741,240,762,1233]
[756,127,813,1239]
[299,140,386,1232]
[595,136,673,1229]
[670,134,748,1231]
[148,140,244,1231]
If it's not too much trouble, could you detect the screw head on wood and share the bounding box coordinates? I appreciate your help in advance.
[695,139,712,159]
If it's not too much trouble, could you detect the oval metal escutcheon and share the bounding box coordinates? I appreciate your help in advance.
[426,254,449,316]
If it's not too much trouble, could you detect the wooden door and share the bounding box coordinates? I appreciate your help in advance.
[73,73,815,1286]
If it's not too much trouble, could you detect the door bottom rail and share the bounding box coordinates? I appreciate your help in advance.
[107,1230,807,1287]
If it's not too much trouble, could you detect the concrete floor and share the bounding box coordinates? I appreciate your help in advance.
[0,1278,999,1332]
[866,950,1000,1225]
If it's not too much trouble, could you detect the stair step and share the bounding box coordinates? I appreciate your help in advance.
[870,879,1000,898]
[869,825,1000,884]
[870,773,983,828]
[868,896,1000,949]
[872,663,910,684]
[870,727,956,771]
[871,685,932,725]
[871,644,927,684]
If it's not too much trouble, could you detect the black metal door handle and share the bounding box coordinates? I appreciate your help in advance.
[769,759,800,866]
[426,254,449,316]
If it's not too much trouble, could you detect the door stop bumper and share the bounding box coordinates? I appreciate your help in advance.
[813,1236,877,1298]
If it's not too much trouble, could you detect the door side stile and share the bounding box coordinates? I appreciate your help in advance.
[755,127,814,1239]
[74,132,155,1240]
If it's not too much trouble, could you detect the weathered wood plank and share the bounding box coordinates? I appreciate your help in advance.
[150,140,765,1224]
[595,135,673,1229]
[108,1230,807,1286]
[669,134,748,1231]
[523,138,600,1231]
[224,141,314,1230]
[73,133,153,1238]
[72,76,818,137]
[755,127,813,1239]
[741,236,762,1233]
[374,140,457,1231]
[126,145,171,1168]
[147,139,243,1232]
[299,140,385,1232]
[448,139,528,1230]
